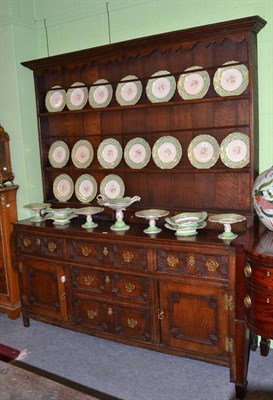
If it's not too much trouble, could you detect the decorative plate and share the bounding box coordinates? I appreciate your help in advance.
[220,132,250,168]
[45,85,66,112]
[53,174,74,202]
[71,140,94,168]
[124,138,151,169]
[48,141,69,168]
[213,61,249,97]
[188,135,219,169]
[75,174,97,203]
[146,70,176,103]
[152,136,182,169]
[99,174,125,199]
[89,79,113,108]
[97,138,123,169]
[177,66,210,100]
[66,82,88,110]
[116,75,142,106]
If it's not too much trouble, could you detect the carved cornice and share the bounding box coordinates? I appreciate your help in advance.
[21,15,267,74]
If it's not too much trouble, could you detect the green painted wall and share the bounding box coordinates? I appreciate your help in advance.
[0,0,272,217]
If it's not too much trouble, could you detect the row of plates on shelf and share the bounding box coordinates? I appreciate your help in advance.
[53,173,124,203]
[48,132,250,171]
[45,62,249,112]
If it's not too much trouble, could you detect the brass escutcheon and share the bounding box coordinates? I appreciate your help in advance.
[105,275,111,284]
[125,282,136,293]
[244,263,252,277]
[60,292,66,300]
[84,275,94,285]
[23,238,31,248]
[244,294,252,308]
[18,261,23,273]
[206,259,219,272]
[87,309,97,319]
[21,294,27,304]
[127,318,138,328]
[36,238,41,247]
[48,241,57,252]
[81,246,91,257]
[167,255,179,268]
[122,251,134,263]
[103,247,109,256]
[107,307,113,316]
[266,271,271,277]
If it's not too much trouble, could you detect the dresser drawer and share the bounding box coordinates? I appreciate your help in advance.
[245,260,273,290]
[72,295,152,342]
[245,285,273,338]
[69,240,148,271]
[157,249,229,280]
[70,266,151,305]
[17,233,65,259]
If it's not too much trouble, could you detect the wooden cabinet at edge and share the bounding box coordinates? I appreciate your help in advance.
[0,185,20,319]
[16,15,267,399]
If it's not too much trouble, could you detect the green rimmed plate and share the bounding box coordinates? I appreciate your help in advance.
[75,174,97,203]
[213,61,249,97]
[71,140,94,168]
[97,138,122,169]
[124,138,151,169]
[116,75,142,106]
[48,141,69,168]
[152,136,182,169]
[45,85,66,112]
[99,174,125,199]
[89,79,113,108]
[146,70,176,103]
[66,82,88,110]
[177,66,210,100]
[188,134,219,169]
[53,174,74,202]
[220,132,250,168]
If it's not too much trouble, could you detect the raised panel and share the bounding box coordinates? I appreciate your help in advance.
[159,281,228,357]
[19,258,68,321]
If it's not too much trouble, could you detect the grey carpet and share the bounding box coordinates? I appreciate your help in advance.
[0,313,273,400]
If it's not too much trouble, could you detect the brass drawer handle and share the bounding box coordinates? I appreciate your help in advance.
[127,318,138,328]
[206,260,219,272]
[244,295,252,308]
[125,282,135,293]
[187,255,196,267]
[81,246,91,257]
[157,310,165,320]
[84,275,93,285]
[103,247,109,256]
[87,309,97,319]
[167,255,179,268]
[123,251,134,263]
[48,241,57,252]
[23,238,31,248]
[244,263,252,277]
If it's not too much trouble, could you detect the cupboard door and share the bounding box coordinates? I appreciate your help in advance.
[18,258,68,321]
[159,281,229,357]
